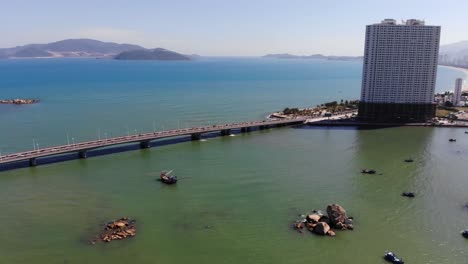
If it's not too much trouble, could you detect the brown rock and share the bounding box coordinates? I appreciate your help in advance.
[313,222,330,235]
[327,204,348,228]
[115,221,127,228]
[318,215,330,225]
[98,217,137,243]
[294,222,304,230]
[327,230,336,237]
[306,222,316,231]
[306,214,321,223]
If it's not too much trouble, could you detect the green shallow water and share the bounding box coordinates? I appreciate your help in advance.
[1,126,468,263]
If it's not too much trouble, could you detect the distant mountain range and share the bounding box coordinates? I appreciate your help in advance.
[264,41,468,69]
[0,39,191,60]
[2,39,468,66]
[262,53,363,61]
[439,41,468,68]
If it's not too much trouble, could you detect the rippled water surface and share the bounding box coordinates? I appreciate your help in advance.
[0,58,467,263]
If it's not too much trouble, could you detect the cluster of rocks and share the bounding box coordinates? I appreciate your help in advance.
[293,204,354,237]
[96,217,136,243]
[0,99,39,105]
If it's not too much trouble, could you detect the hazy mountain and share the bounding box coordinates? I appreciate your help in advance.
[43,39,143,53]
[439,41,468,68]
[114,48,191,61]
[0,39,145,58]
[263,53,362,61]
[12,47,53,58]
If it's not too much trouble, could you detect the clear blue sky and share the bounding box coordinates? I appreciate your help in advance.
[2,0,467,56]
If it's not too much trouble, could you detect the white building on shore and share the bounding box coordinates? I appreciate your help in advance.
[358,19,441,121]
[453,78,464,106]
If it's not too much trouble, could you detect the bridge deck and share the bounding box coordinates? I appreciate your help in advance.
[0,118,307,166]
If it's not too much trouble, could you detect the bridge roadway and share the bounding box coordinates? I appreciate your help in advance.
[0,117,307,167]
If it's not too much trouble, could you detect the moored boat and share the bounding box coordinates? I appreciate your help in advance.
[383,251,404,264]
[160,170,178,184]
[402,192,415,198]
[462,229,468,238]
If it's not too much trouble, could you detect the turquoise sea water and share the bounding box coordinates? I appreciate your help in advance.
[0,58,467,263]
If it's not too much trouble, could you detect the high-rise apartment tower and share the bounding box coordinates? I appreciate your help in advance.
[358,19,441,121]
[453,78,463,106]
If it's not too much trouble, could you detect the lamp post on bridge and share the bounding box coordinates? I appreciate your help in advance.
[33,139,36,151]
[66,133,70,145]
[72,137,75,147]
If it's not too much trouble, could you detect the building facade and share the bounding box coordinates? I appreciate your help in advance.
[358,19,441,121]
[453,78,463,106]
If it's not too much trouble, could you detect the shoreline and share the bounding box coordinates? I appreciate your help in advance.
[439,65,468,76]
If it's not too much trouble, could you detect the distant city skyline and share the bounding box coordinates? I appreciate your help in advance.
[2,0,468,56]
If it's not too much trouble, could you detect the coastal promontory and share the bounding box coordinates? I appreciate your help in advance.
[114,48,191,61]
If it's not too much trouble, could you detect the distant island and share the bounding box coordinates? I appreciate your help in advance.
[0,39,193,60]
[263,53,363,61]
[0,99,39,105]
[114,48,191,61]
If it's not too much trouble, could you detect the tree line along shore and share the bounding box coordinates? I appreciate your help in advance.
[271,100,359,118]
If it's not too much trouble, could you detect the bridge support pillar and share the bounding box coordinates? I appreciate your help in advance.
[78,151,87,159]
[191,133,201,141]
[241,127,251,133]
[220,129,231,136]
[140,141,151,149]
[259,125,268,130]
[29,158,37,167]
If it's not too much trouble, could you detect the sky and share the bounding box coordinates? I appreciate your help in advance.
[1,0,468,56]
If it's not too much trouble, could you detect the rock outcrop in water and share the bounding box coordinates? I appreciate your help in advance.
[93,217,137,243]
[0,99,39,105]
[327,204,354,230]
[293,204,354,237]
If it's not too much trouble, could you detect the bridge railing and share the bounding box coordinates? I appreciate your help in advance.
[0,117,308,164]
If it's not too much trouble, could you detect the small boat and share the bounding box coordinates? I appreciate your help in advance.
[449,138,456,142]
[403,158,414,163]
[462,230,468,238]
[160,170,177,184]
[384,251,404,264]
[465,131,468,134]
[402,192,415,198]
[361,169,376,174]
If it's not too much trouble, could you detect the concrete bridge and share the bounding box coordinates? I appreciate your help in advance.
[0,117,307,168]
